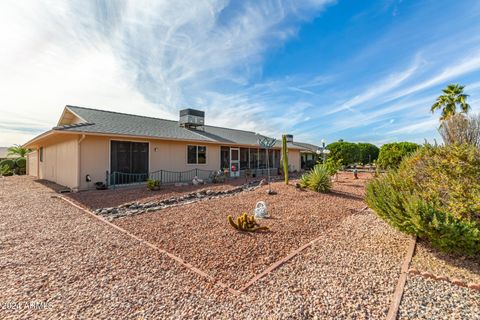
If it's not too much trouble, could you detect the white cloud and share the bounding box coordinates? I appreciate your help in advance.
[326,58,421,115]
[0,0,334,146]
[388,118,438,135]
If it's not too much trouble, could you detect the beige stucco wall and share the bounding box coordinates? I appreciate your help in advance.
[26,151,38,177]
[79,136,221,190]
[288,149,301,171]
[30,132,303,190]
[38,137,79,188]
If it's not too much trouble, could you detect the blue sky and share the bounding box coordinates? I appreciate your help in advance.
[1,0,480,146]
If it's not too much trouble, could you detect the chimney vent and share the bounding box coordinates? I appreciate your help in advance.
[179,109,205,129]
[285,134,294,143]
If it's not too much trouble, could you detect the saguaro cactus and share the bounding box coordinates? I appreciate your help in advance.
[282,134,289,184]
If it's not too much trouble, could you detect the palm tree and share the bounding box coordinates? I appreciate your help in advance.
[7,144,30,157]
[431,84,470,121]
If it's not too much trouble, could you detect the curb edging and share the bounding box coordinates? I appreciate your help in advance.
[386,236,417,320]
[407,268,480,291]
[54,195,243,296]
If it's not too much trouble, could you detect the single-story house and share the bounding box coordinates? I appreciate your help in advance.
[24,105,319,191]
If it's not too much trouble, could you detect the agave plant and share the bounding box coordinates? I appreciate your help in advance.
[299,164,332,193]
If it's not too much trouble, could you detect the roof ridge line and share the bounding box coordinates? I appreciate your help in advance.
[66,105,259,135]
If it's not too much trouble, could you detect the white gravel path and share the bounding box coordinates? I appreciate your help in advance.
[398,275,480,319]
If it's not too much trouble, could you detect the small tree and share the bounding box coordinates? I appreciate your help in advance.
[7,144,31,157]
[357,143,379,164]
[326,141,360,166]
[377,142,420,169]
[439,114,480,147]
[431,84,470,121]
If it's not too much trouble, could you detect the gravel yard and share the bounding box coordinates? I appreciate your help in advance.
[0,176,237,319]
[114,173,369,290]
[411,239,480,285]
[398,275,480,319]
[5,173,470,319]
[65,178,249,210]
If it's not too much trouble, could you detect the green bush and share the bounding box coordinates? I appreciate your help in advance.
[299,164,332,193]
[0,159,15,170]
[357,143,379,164]
[326,141,360,165]
[323,157,342,176]
[15,157,26,168]
[14,157,26,175]
[147,179,161,191]
[377,142,420,169]
[366,144,480,255]
[0,164,13,176]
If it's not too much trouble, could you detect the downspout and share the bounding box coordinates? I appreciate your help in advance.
[76,134,86,191]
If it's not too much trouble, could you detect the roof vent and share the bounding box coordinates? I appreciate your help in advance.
[179,109,205,129]
[285,134,294,143]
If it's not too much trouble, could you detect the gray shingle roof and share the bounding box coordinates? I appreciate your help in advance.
[54,106,313,149]
[291,142,321,153]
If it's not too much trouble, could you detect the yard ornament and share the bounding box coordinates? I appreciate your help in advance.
[254,201,269,218]
[192,176,204,185]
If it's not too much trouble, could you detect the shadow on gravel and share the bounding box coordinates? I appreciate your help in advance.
[330,190,365,201]
[416,239,480,279]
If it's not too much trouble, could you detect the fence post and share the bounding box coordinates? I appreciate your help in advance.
[196,168,198,177]
[179,172,182,182]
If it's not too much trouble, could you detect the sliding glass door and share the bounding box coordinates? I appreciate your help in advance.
[111,141,149,175]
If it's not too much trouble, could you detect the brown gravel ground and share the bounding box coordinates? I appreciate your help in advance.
[237,212,411,319]
[411,239,480,285]
[0,176,238,319]
[64,178,250,210]
[1,173,414,319]
[114,173,369,290]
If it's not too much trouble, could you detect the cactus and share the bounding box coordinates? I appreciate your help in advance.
[282,134,289,184]
[227,213,269,232]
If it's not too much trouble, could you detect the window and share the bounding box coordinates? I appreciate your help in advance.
[111,141,149,174]
[39,147,43,162]
[187,145,207,164]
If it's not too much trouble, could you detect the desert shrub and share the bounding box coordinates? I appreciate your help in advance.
[439,113,480,147]
[14,157,26,175]
[299,173,310,189]
[15,157,26,168]
[147,179,161,190]
[299,164,332,193]
[327,141,360,165]
[0,159,15,170]
[377,142,420,169]
[0,164,13,176]
[323,157,342,176]
[357,143,379,164]
[366,144,480,255]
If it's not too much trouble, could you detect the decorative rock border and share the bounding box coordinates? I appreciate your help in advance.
[386,236,417,320]
[408,268,480,291]
[93,180,265,220]
[55,195,243,296]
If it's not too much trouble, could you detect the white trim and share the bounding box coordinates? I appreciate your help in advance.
[186,144,208,166]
